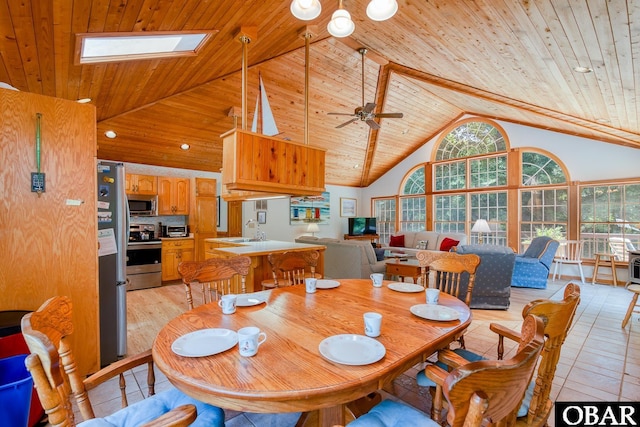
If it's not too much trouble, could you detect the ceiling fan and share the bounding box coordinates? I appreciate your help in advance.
[328,48,403,130]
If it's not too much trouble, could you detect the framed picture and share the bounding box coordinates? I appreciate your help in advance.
[257,211,267,224]
[340,198,357,217]
[289,191,330,225]
[255,200,267,211]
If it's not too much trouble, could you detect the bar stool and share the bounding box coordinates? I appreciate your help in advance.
[622,283,640,328]
[591,252,619,286]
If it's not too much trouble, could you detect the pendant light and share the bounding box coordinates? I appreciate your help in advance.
[327,0,355,38]
[366,0,398,21]
[290,0,322,20]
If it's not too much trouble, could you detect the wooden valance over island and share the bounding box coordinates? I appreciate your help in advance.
[203,238,326,293]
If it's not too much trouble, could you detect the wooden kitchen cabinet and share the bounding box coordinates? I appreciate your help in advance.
[125,174,157,195]
[158,176,190,215]
[162,238,195,281]
[193,178,217,260]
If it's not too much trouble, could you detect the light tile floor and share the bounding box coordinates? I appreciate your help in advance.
[62,279,640,426]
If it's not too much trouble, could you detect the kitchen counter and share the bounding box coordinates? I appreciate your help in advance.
[203,238,326,292]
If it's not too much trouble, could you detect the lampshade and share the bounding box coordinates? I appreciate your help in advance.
[471,219,492,233]
[290,0,322,21]
[327,8,355,37]
[306,223,320,233]
[366,0,398,21]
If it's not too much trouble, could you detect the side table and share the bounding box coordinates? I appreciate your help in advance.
[385,259,423,284]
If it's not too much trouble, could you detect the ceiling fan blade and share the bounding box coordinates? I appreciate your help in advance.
[375,112,404,118]
[336,118,359,128]
[328,112,357,116]
[365,119,381,130]
[363,103,376,113]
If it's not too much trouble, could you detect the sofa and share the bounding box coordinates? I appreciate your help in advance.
[295,236,386,279]
[454,244,516,309]
[511,236,560,289]
[380,231,468,257]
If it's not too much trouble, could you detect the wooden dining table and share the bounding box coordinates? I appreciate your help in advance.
[152,279,472,427]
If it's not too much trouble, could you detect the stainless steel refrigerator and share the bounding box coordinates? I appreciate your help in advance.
[97,161,128,365]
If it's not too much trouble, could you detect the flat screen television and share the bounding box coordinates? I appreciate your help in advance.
[348,217,377,236]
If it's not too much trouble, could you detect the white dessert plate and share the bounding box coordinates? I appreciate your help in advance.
[387,282,424,293]
[410,304,460,321]
[171,328,238,357]
[319,334,385,365]
[236,292,269,307]
[316,279,340,289]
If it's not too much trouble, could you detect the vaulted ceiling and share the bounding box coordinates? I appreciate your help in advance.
[2,1,638,187]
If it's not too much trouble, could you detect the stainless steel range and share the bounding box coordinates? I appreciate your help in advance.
[127,224,162,291]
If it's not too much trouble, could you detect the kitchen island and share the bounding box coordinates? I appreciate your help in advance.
[203,238,326,293]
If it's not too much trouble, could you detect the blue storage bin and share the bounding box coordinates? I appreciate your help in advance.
[0,354,33,427]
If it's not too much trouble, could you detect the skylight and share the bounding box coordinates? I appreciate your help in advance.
[75,31,216,64]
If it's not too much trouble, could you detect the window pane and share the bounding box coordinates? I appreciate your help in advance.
[522,152,567,185]
[519,188,568,251]
[470,155,507,188]
[434,195,466,233]
[469,191,507,245]
[436,121,507,161]
[400,196,426,231]
[434,161,466,191]
[402,167,425,195]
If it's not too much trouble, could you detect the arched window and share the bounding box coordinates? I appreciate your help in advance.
[433,119,509,244]
[399,166,426,231]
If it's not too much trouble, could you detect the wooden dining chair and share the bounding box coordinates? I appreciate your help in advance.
[21,296,224,427]
[552,240,585,284]
[427,283,581,427]
[178,256,251,309]
[349,314,546,427]
[263,250,320,289]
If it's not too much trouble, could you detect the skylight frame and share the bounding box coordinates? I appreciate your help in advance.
[74,30,217,65]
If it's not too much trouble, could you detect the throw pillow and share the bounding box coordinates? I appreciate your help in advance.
[416,240,428,250]
[389,235,405,247]
[374,248,386,261]
[440,237,460,252]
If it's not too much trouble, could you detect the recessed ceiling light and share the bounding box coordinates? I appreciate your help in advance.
[75,31,217,64]
[573,66,592,73]
[77,98,92,103]
[104,130,117,139]
[354,164,359,169]
[180,143,190,150]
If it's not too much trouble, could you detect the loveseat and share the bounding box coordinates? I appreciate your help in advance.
[295,236,386,279]
[379,231,468,257]
[454,244,516,309]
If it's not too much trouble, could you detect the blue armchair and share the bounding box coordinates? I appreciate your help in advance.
[511,236,559,288]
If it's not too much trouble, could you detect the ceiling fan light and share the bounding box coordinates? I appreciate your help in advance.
[327,9,355,37]
[290,0,322,20]
[366,0,398,21]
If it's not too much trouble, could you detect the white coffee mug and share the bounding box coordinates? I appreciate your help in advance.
[364,312,382,338]
[218,294,237,314]
[237,326,267,357]
[426,288,440,305]
[370,273,384,287]
[305,277,317,294]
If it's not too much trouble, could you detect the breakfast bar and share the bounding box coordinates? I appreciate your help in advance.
[203,238,326,292]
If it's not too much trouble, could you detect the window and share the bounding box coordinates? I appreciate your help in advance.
[580,183,640,259]
[433,119,508,241]
[400,197,426,231]
[373,198,396,243]
[519,152,568,250]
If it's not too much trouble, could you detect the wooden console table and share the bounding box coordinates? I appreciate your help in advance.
[343,234,379,245]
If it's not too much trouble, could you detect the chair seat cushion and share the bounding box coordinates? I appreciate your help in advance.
[416,349,532,418]
[347,400,437,427]
[79,387,224,427]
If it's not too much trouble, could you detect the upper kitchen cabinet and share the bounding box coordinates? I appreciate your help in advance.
[158,177,190,215]
[125,174,157,195]
[195,178,217,197]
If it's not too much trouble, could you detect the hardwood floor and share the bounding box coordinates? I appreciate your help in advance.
[98,279,640,426]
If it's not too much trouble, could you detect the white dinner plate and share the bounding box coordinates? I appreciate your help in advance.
[171,328,238,357]
[236,292,269,307]
[319,334,386,365]
[410,304,460,321]
[316,279,340,289]
[387,282,424,293]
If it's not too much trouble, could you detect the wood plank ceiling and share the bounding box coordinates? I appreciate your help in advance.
[1,0,638,188]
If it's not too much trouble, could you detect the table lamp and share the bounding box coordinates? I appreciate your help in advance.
[471,219,491,244]
[306,223,320,237]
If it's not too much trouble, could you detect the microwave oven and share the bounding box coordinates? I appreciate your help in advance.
[128,195,157,216]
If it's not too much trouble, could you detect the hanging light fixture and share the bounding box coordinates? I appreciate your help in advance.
[366,0,398,21]
[290,0,322,20]
[327,0,355,38]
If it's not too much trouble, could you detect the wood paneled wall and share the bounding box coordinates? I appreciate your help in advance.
[0,89,99,375]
